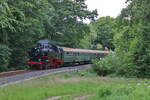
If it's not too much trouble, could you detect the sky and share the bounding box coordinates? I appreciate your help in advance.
[85,0,127,18]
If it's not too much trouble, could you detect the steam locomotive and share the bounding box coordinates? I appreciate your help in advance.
[27,39,108,69]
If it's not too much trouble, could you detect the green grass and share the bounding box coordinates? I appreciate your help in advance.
[0,68,150,100]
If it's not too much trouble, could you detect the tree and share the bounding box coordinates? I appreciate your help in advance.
[113,0,150,77]
[48,0,97,47]
[0,0,97,71]
[93,0,150,78]
[90,16,116,50]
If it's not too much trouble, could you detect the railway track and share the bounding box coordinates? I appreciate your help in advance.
[0,64,91,86]
[0,70,35,78]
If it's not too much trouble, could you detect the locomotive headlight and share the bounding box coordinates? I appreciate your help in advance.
[38,59,41,61]
[45,60,49,62]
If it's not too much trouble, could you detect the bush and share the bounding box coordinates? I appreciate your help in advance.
[0,44,11,72]
[92,52,121,76]
[92,52,137,77]
[98,86,112,97]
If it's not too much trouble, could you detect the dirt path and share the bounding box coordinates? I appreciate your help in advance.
[44,95,71,100]
[44,96,62,100]
[74,95,94,100]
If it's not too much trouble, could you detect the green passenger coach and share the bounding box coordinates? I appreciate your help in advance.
[61,47,108,64]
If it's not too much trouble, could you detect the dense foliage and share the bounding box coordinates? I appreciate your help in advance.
[0,45,11,71]
[0,0,97,71]
[93,0,150,78]
[0,0,149,78]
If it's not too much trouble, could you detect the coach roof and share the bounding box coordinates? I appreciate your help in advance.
[61,47,109,54]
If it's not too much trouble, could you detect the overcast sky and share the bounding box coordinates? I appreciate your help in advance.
[85,0,127,18]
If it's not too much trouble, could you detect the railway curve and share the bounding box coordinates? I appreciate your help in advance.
[0,64,91,86]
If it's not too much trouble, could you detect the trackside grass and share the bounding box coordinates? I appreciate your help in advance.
[0,68,150,100]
